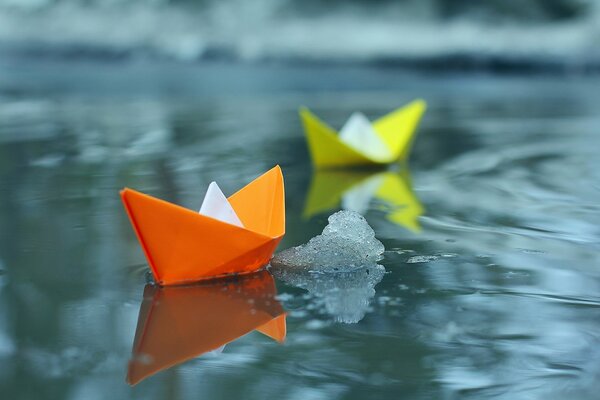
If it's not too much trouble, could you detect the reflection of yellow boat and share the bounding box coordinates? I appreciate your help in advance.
[127,271,286,385]
[303,169,424,232]
[300,100,426,169]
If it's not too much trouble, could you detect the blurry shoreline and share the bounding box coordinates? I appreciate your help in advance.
[1,0,599,76]
[3,58,600,99]
[2,45,599,76]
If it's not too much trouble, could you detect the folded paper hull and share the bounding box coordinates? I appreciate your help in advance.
[127,270,286,385]
[300,99,427,169]
[121,166,285,285]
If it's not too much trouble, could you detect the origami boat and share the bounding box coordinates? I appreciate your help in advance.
[127,270,286,385]
[300,99,427,169]
[121,166,285,286]
[303,169,423,232]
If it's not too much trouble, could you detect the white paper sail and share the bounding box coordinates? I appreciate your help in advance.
[199,182,244,227]
[339,112,392,161]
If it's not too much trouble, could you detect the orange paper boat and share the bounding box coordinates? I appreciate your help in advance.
[127,270,286,385]
[121,166,285,286]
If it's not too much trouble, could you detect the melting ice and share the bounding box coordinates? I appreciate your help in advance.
[271,210,384,273]
[270,210,386,323]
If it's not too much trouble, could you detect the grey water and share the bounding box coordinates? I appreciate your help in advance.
[0,61,600,399]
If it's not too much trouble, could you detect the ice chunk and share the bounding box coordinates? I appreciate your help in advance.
[271,264,385,324]
[271,210,384,273]
[270,210,385,323]
[406,255,440,264]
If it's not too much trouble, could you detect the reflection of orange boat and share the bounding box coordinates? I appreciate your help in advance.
[120,166,285,286]
[127,270,286,385]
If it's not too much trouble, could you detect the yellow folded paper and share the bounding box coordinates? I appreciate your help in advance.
[303,169,424,232]
[300,99,426,169]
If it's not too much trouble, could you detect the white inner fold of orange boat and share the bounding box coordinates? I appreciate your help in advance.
[199,182,244,227]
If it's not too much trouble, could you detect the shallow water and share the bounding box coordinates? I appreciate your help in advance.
[0,62,599,399]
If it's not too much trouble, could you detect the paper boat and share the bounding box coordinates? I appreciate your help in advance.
[121,166,285,286]
[300,99,426,168]
[304,169,424,232]
[127,270,286,385]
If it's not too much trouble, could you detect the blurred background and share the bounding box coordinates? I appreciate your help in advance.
[1,1,599,400]
[1,0,599,71]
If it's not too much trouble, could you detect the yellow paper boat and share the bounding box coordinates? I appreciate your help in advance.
[300,99,426,169]
[127,270,286,385]
[303,169,424,232]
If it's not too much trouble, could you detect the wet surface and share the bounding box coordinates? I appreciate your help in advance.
[0,63,599,399]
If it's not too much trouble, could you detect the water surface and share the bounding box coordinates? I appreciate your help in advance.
[0,63,599,399]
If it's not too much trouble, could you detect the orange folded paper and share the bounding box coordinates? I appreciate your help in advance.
[127,270,287,385]
[121,166,285,286]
